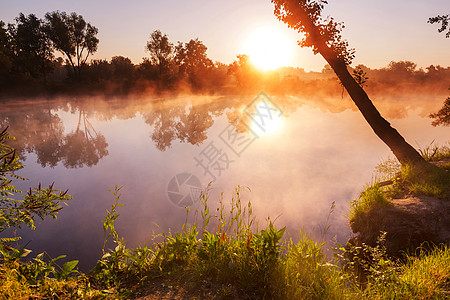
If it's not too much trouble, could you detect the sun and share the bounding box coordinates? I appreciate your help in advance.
[243,26,294,71]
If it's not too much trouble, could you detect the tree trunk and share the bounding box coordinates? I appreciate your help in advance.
[320,48,426,165]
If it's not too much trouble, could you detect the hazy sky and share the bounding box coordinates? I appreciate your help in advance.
[1,0,449,71]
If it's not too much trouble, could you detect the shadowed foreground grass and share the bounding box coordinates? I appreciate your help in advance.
[1,185,449,299]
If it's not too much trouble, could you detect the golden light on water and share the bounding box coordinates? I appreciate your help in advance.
[250,100,285,136]
[243,26,294,71]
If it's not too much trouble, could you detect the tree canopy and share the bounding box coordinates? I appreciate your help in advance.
[44,11,99,78]
[146,30,174,76]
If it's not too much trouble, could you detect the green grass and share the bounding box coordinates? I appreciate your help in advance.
[401,163,450,199]
[417,141,450,162]
[360,246,450,299]
[349,184,392,224]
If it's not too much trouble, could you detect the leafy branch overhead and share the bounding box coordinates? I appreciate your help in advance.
[428,14,450,38]
[272,0,355,65]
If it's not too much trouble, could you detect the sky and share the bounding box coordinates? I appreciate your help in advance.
[1,0,449,71]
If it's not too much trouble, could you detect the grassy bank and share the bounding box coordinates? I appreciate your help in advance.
[1,185,449,299]
[350,142,450,226]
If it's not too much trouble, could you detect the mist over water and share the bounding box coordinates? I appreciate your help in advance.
[1,93,448,271]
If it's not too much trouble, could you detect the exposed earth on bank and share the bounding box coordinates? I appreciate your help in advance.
[350,159,450,257]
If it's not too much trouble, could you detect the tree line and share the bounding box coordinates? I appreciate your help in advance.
[0,11,231,95]
[1,11,449,101]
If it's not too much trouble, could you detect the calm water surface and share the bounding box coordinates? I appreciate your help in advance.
[1,93,448,271]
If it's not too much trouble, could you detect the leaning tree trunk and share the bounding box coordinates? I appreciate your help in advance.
[282,3,428,166]
[328,58,425,164]
[319,47,426,165]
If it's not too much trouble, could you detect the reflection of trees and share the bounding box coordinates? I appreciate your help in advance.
[60,111,108,168]
[2,90,443,161]
[143,104,215,151]
[0,102,108,168]
[0,107,65,167]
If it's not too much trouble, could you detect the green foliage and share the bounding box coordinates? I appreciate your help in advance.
[0,127,85,299]
[357,244,450,299]
[342,232,398,286]
[0,127,72,240]
[374,157,401,181]
[0,254,101,299]
[349,184,392,223]
[93,186,131,288]
[401,163,450,199]
[279,230,348,299]
[101,186,125,255]
[1,180,449,299]
[15,253,78,284]
[417,141,450,161]
[372,142,450,200]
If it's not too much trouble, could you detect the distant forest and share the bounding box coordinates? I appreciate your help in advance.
[1,11,449,99]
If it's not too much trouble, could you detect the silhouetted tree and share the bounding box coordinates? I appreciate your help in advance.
[0,21,13,83]
[82,58,111,85]
[428,14,450,126]
[428,14,449,38]
[175,38,213,89]
[387,61,417,74]
[110,56,135,79]
[9,13,54,81]
[430,95,450,126]
[145,30,174,79]
[44,11,99,79]
[272,0,425,165]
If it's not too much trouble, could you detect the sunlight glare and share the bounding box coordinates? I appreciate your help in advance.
[243,26,294,71]
[250,101,285,137]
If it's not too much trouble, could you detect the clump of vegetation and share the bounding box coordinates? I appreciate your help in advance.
[89,185,354,299]
[0,127,102,298]
[401,163,450,199]
[349,184,392,224]
[361,244,450,299]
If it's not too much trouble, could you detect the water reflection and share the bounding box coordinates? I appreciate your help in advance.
[143,104,215,151]
[1,92,444,166]
[60,110,108,168]
[0,102,108,168]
